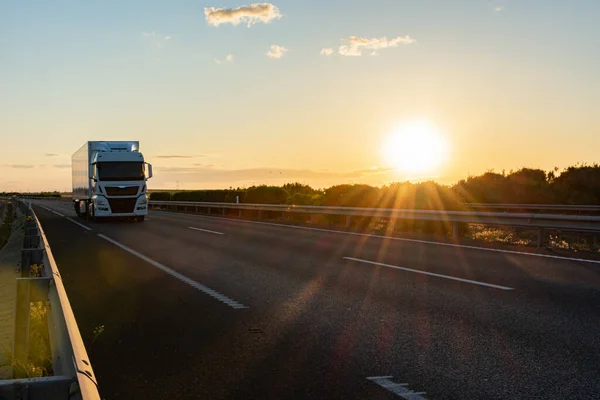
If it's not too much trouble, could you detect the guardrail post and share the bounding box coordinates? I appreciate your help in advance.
[345,216,351,228]
[281,211,286,221]
[258,210,263,219]
[388,219,396,233]
[221,208,225,216]
[537,228,545,248]
[452,222,459,239]
[238,209,242,218]
[21,248,44,277]
[207,207,211,215]
[310,214,316,224]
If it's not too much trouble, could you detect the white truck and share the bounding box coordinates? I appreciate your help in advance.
[72,141,153,221]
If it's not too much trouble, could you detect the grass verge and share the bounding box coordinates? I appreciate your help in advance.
[0,202,14,249]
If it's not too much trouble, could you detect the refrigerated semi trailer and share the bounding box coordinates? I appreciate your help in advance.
[72,141,153,221]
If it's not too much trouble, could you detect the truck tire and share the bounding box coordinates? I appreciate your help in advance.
[75,202,83,218]
[88,203,95,221]
[137,216,145,222]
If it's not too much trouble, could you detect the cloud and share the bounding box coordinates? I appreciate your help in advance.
[4,164,35,169]
[142,31,172,49]
[494,6,504,12]
[337,36,416,56]
[267,45,288,59]
[154,155,205,159]
[214,54,234,64]
[45,153,59,157]
[344,167,395,178]
[53,164,71,169]
[204,3,282,27]
[320,48,333,56]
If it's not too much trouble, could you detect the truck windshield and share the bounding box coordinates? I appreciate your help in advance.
[97,162,145,181]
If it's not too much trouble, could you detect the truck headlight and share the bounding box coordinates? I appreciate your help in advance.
[138,196,147,205]
[96,197,108,206]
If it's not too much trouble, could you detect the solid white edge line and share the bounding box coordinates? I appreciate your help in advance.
[367,376,427,399]
[188,226,225,235]
[344,257,514,291]
[97,234,248,309]
[65,218,92,231]
[149,209,600,265]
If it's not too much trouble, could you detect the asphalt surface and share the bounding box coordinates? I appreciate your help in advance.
[33,200,600,399]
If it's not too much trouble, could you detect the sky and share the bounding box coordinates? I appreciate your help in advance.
[1,0,599,191]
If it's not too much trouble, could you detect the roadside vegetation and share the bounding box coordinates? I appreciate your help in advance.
[147,165,600,252]
[148,164,600,207]
[0,202,14,249]
[25,302,53,377]
[0,191,62,199]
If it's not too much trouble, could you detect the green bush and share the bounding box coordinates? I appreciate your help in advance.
[244,186,288,204]
[287,193,319,205]
[149,192,171,201]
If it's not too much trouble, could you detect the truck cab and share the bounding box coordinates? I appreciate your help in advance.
[73,141,153,221]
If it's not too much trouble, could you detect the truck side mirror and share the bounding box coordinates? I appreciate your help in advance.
[147,163,153,179]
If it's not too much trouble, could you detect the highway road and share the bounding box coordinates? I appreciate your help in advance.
[33,200,600,399]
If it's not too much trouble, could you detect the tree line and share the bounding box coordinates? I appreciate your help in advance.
[149,164,600,208]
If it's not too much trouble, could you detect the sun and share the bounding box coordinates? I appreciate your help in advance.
[381,121,449,174]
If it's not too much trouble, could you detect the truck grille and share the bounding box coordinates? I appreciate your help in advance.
[108,198,137,213]
[105,186,139,196]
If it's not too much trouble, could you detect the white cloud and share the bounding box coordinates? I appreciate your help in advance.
[142,31,172,49]
[204,3,282,27]
[267,45,288,59]
[214,54,234,64]
[494,6,504,12]
[320,48,333,56]
[337,36,416,56]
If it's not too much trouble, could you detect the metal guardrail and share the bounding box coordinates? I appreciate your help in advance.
[0,200,100,400]
[148,200,600,247]
[466,203,600,212]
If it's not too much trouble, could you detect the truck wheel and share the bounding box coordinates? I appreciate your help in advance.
[137,216,145,222]
[88,204,95,221]
[75,203,83,218]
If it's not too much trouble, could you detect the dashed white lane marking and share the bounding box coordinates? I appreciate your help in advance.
[150,210,600,265]
[345,257,514,291]
[367,376,427,399]
[38,205,65,217]
[97,234,248,309]
[65,218,92,231]
[188,226,225,235]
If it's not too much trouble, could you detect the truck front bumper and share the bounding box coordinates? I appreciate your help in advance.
[94,208,147,217]
[94,195,148,217]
